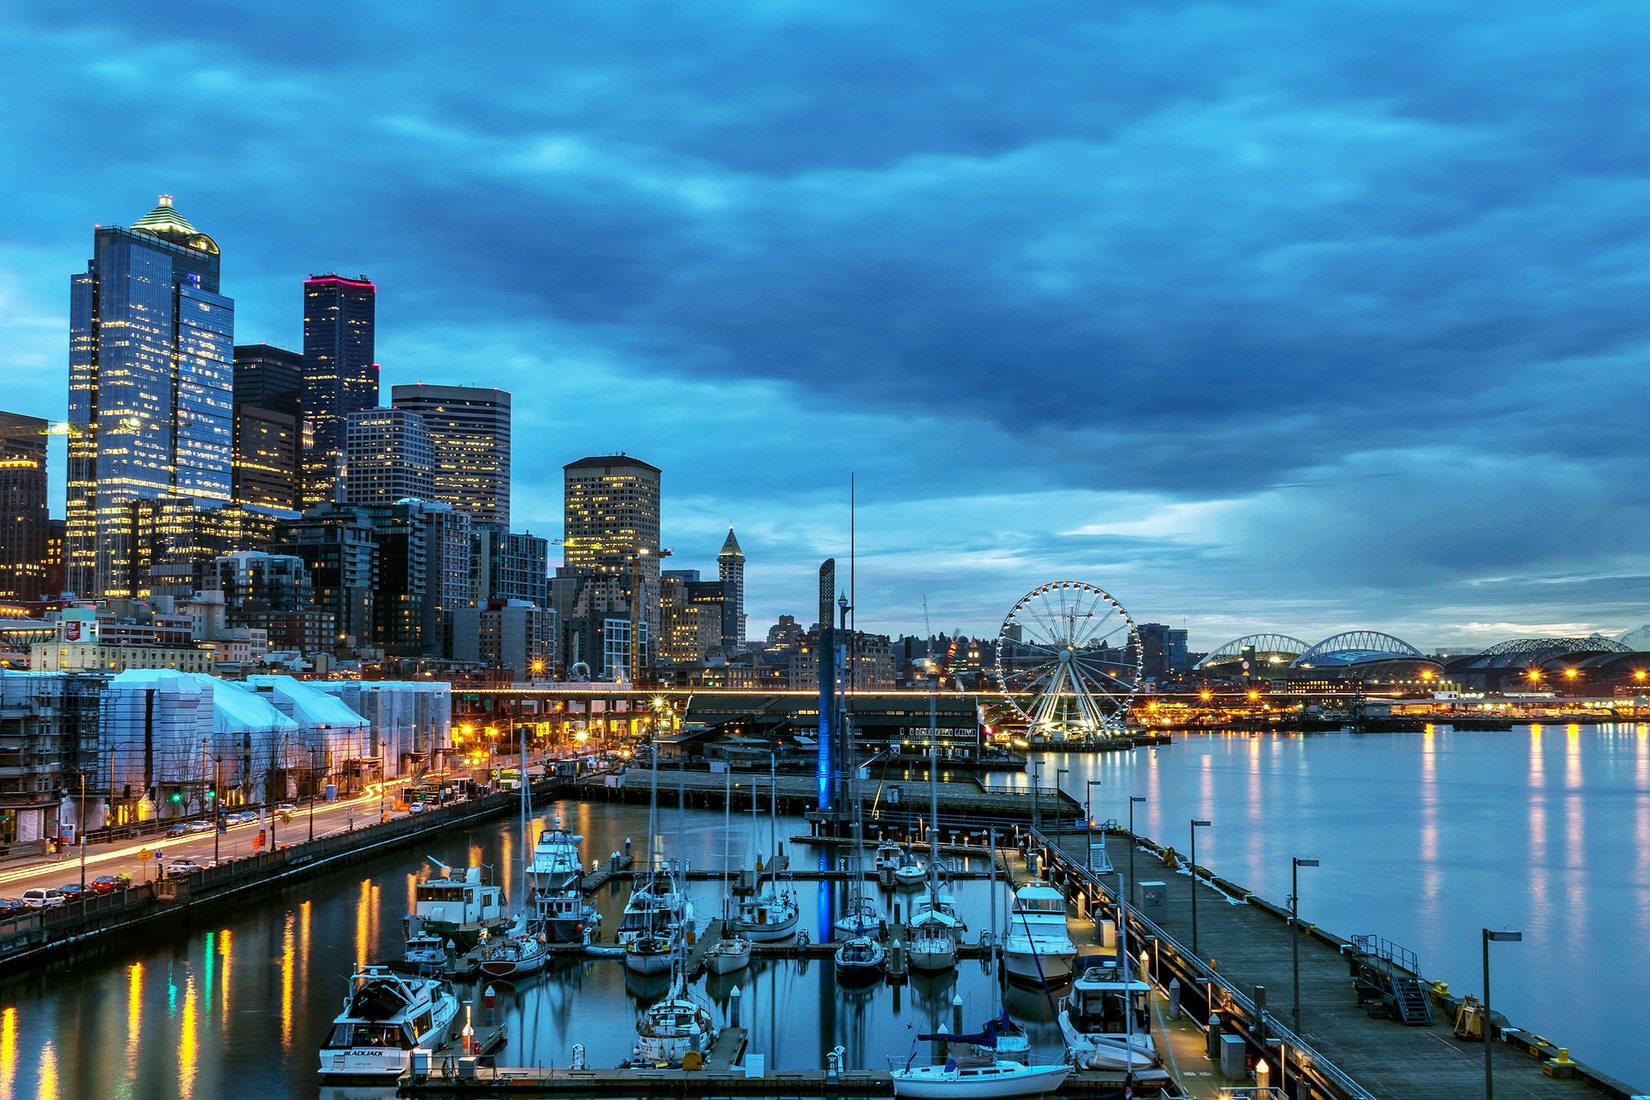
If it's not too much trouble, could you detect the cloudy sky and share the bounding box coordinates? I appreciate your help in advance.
[3,2,1647,650]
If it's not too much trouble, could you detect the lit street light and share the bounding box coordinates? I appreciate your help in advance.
[1084,779,1103,869]
[1189,818,1212,955]
[1290,856,1320,1030]
[1483,928,1523,1100]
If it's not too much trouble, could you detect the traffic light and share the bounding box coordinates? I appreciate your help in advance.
[169,792,182,804]
[206,788,216,800]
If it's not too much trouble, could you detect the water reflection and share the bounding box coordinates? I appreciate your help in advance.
[178,975,197,1099]
[0,1006,15,1100]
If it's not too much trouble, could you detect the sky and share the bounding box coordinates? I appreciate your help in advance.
[3,1,1649,651]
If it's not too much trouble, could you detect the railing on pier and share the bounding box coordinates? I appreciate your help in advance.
[1027,827,1379,1100]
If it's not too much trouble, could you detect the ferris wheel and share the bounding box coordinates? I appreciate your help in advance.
[996,581,1143,739]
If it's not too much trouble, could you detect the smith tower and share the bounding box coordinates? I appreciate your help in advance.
[67,195,234,598]
[301,273,377,506]
[718,527,746,645]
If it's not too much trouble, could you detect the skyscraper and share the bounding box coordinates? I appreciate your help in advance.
[343,408,434,507]
[232,403,300,511]
[0,412,48,602]
[390,384,511,527]
[718,527,746,646]
[562,455,662,674]
[301,274,376,506]
[232,343,302,416]
[67,195,235,598]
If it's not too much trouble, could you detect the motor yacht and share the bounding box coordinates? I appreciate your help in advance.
[1058,962,1158,1071]
[317,966,458,1082]
[1001,881,1076,987]
[406,859,508,952]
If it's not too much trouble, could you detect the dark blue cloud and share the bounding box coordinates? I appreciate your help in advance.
[2,1,1648,643]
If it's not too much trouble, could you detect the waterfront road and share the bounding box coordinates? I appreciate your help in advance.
[0,785,426,901]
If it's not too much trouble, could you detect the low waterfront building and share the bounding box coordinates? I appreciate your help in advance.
[309,679,451,779]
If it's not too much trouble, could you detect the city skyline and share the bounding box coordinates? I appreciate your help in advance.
[4,5,1648,648]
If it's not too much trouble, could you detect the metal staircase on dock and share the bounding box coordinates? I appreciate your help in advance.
[1349,934,1434,1026]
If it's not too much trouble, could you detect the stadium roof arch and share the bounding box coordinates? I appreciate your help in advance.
[1194,633,1311,671]
[1291,630,1424,669]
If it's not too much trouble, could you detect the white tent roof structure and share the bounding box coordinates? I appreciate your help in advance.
[246,675,369,730]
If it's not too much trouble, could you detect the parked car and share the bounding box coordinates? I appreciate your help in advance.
[21,888,66,908]
[232,811,259,825]
[0,899,26,919]
[165,859,202,878]
[56,883,87,900]
[89,875,123,894]
[185,820,211,833]
[165,823,190,838]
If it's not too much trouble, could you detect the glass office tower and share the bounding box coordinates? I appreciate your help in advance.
[66,195,234,599]
[301,274,376,507]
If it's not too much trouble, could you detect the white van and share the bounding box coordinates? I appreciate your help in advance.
[22,888,65,908]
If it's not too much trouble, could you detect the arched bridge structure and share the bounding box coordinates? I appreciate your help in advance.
[1291,630,1424,669]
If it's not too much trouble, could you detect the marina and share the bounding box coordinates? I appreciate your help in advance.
[0,728,1644,1098]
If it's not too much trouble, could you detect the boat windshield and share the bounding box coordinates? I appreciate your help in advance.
[328,1023,412,1049]
[1014,896,1063,913]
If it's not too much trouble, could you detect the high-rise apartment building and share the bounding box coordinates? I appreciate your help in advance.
[354,500,472,657]
[232,344,302,416]
[718,527,746,646]
[343,408,434,507]
[562,455,662,654]
[390,384,511,527]
[0,412,49,602]
[67,195,235,599]
[471,526,548,607]
[301,274,376,507]
[269,504,380,651]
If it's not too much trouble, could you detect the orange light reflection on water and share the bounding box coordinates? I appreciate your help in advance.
[355,879,371,971]
[126,962,143,1070]
[178,974,197,1099]
[280,911,295,1051]
[219,930,232,1028]
[0,1006,16,1100]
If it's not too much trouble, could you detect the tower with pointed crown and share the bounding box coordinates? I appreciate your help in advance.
[718,527,745,645]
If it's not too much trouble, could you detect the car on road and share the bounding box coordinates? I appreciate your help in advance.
[89,875,123,894]
[275,803,297,815]
[56,883,87,900]
[185,820,211,833]
[165,823,191,838]
[406,801,427,815]
[0,899,26,919]
[230,811,259,825]
[165,858,203,878]
[21,888,66,908]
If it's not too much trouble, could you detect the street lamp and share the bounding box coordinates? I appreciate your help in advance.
[1030,759,1043,832]
[1483,928,1522,1100]
[1056,766,1069,824]
[1189,818,1212,955]
[1126,796,1146,903]
[1290,857,1320,1030]
[1084,779,1103,869]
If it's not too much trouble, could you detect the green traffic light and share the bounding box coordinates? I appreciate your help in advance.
[169,793,182,803]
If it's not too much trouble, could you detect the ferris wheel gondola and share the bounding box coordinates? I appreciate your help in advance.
[995,582,1142,739]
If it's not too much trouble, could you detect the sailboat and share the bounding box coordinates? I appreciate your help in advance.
[618,744,695,946]
[733,761,799,941]
[908,666,960,974]
[890,1057,1071,1098]
[480,738,548,979]
[704,768,752,975]
[631,935,718,1065]
[833,630,886,983]
[972,829,1029,1064]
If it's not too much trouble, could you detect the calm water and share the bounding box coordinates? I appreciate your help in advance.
[0,796,1062,1100]
[1023,724,1650,1088]
[1,725,1643,1097]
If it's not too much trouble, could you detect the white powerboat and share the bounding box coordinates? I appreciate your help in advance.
[402,923,449,976]
[891,1057,1071,1098]
[534,888,599,944]
[1059,962,1158,1071]
[834,935,886,984]
[525,815,584,894]
[734,889,800,941]
[1002,881,1076,987]
[406,859,508,952]
[631,976,717,1066]
[893,858,928,889]
[874,843,907,879]
[318,966,458,1082]
[704,933,752,974]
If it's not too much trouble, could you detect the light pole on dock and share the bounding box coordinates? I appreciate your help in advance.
[1290,856,1319,1031]
[1084,779,1102,869]
[1126,796,1145,905]
[1188,818,1211,955]
[1482,928,1522,1100]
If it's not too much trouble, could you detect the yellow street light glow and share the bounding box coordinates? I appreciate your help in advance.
[1563,668,1578,680]
[1635,670,1647,682]
[1247,690,1260,702]
[1199,690,1212,701]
